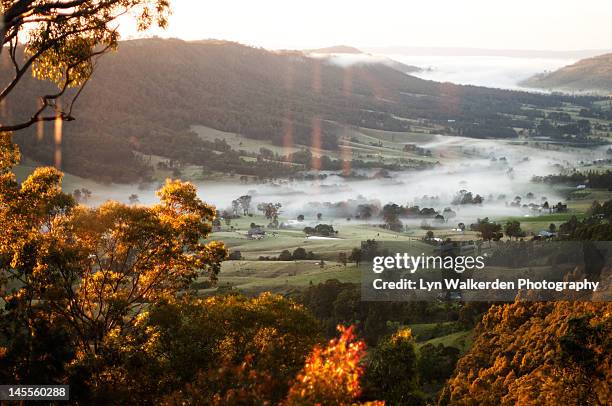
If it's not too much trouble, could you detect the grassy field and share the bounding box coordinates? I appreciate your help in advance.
[206,260,360,295]
[499,187,612,233]
[193,124,441,166]
[204,181,607,297]
[193,125,302,156]
[210,214,439,260]
[504,211,583,233]
[417,330,474,354]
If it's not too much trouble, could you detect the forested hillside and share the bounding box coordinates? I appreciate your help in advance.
[1,38,596,182]
[522,53,612,94]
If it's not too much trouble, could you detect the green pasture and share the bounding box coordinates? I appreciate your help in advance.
[204,260,360,295]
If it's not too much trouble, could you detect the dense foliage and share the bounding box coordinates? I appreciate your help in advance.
[439,301,611,405]
[533,170,612,190]
[298,279,473,344]
[95,293,321,404]
[363,328,424,405]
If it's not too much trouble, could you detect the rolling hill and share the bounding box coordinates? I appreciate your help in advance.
[522,53,612,94]
[1,38,592,182]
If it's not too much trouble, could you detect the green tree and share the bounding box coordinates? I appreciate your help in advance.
[292,247,307,260]
[418,343,460,384]
[471,217,503,243]
[363,328,424,405]
[279,249,292,261]
[338,252,348,267]
[504,220,525,240]
[382,203,403,231]
[349,248,362,266]
[238,195,252,215]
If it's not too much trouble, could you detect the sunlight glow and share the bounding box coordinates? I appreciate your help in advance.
[283,63,294,161]
[118,0,612,51]
[36,100,44,142]
[311,117,321,171]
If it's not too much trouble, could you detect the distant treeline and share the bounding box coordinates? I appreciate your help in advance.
[532,170,612,190]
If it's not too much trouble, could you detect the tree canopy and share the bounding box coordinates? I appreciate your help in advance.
[0,132,227,387]
[0,0,170,131]
[440,301,611,405]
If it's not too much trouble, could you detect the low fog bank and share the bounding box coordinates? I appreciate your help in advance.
[308,52,420,73]
[384,55,577,90]
[79,134,608,227]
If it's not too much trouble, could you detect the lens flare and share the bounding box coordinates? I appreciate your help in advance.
[283,114,294,161]
[341,126,352,175]
[310,59,322,174]
[311,117,321,170]
[343,66,353,97]
[341,68,353,174]
[54,115,63,169]
[283,63,294,160]
[439,82,461,117]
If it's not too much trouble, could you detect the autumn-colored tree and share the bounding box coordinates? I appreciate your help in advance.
[0,133,227,384]
[439,301,611,405]
[258,202,282,220]
[1,0,170,131]
[285,325,384,406]
[77,293,321,404]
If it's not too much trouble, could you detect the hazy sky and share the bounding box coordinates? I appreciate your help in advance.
[121,0,612,51]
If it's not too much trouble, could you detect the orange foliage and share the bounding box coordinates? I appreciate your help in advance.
[285,325,384,406]
[440,301,611,405]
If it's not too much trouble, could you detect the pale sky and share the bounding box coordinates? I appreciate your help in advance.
[121,0,612,51]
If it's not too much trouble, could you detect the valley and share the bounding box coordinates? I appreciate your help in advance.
[2,2,612,404]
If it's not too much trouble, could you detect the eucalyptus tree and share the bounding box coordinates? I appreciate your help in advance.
[1,0,170,132]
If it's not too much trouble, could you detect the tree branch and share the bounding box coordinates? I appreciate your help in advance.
[1,0,168,132]
[0,37,113,132]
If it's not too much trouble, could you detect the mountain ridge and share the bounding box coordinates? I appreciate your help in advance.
[521,53,612,94]
[305,45,363,54]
